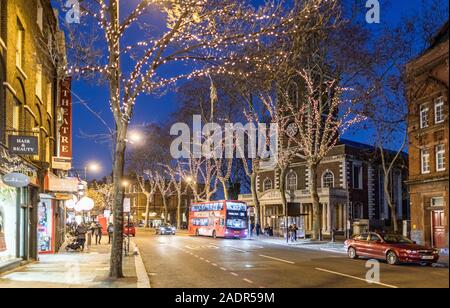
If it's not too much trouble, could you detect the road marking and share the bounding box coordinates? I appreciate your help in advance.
[185,245,196,250]
[315,268,399,289]
[230,272,239,277]
[243,278,253,284]
[211,263,218,267]
[205,260,211,263]
[199,257,204,260]
[220,267,227,271]
[227,247,247,253]
[259,254,295,264]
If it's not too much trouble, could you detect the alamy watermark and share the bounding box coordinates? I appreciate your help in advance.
[65,0,80,24]
[170,115,279,166]
[366,0,380,24]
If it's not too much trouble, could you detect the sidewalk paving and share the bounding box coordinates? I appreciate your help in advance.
[0,242,144,288]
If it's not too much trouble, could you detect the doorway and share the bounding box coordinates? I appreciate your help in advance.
[432,210,446,248]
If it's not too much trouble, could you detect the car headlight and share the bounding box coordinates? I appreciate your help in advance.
[406,250,418,254]
[433,249,440,254]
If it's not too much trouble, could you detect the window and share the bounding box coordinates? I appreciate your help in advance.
[45,137,50,163]
[286,171,297,191]
[355,234,368,241]
[353,202,364,220]
[431,197,444,207]
[420,104,429,128]
[46,82,53,115]
[421,149,430,174]
[436,144,446,172]
[322,171,334,188]
[37,1,43,32]
[12,99,21,131]
[16,21,25,69]
[36,64,42,100]
[435,97,445,124]
[263,178,273,191]
[353,164,363,189]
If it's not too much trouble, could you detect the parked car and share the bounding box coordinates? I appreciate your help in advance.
[345,232,440,265]
[156,223,176,235]
[123,223,136,237]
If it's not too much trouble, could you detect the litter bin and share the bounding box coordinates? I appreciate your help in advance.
[353,219,369,236]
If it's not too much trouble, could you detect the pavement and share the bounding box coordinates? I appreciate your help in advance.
[0,241,145,288]
[134,228,449,288]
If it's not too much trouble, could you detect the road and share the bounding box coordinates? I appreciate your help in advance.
[133,229,449,288]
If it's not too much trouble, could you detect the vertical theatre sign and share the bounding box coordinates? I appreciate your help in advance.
[56,78,73,169]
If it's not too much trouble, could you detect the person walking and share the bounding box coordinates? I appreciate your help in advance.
[256,223,261,236]
[292,224,298,242]
[75,223,87,251]
[107,223,114,244]
[250,221,255,238]
[95,222,103,245]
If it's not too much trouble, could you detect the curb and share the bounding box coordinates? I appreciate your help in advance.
[131,241,151,288]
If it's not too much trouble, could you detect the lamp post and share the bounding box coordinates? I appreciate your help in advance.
[122,180,131,254]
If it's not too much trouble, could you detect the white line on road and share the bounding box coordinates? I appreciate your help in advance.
[243,278,253,284]
[259,254,295,264]
[205,260,211,263]
[227,247,247,253]
[315,268,399,289]
[230,272,239,277]
[220,267,227,271]
[212,263,218,267]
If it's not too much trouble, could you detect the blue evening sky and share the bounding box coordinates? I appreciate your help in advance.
[51,0,447,179]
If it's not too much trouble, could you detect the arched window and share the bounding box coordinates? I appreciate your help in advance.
[322,170,334,188]
[263,178,273,191]
[286,171,297,191]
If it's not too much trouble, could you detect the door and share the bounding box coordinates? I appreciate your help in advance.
[432,211,446,248]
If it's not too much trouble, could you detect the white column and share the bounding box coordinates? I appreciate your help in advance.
[327,202,333,232]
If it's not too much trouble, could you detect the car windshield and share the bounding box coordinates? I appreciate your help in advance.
[382,234,414,244]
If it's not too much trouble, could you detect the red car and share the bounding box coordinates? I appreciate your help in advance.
[344,232,440,265]
[123,223,136,237]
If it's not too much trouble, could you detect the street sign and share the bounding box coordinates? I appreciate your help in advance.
[124,198,131,213]
[2,172,30,188]
[52,157,72,170]
[8,136,39,155]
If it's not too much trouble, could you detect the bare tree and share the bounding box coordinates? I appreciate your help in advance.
[65,0,292,278]
[155,170,174,223]
[167,163,188,229]
[136,172,158,228]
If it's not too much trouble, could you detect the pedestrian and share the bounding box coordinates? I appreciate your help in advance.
[250,222,255,237]
[107,223,114,244]
[292,224,298,242]
[95,222,103,245]
[287,225,292,242]
[256,223,261,236]
[89,221,97,237]
[75,223,87,251]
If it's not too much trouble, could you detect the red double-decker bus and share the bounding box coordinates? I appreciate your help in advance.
[189,201,248,239]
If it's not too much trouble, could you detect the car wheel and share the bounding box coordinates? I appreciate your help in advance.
[348,247,358,259]
[386,251,399,265]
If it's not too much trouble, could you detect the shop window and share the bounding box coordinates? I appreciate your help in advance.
[12,99,21,131]
[36,64,42,100]
[0,187,18,263]
[47,82,53,115]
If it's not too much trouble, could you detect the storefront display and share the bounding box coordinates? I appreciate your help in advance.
[0,181,17,263]
[38,196,54,254]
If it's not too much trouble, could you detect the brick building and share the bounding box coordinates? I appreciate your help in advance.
[239,139,409,238]
[1,0,70,272]
[406,21,449,249]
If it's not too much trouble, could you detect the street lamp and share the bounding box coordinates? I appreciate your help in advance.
[126,130,144,145]
[85,162,101,180]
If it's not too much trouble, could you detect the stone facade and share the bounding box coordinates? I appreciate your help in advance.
[239,139,409,238]
[406,21,449,249]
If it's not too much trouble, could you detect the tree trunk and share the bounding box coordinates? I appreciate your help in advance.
[250,172,261,228]
[177,193,182,229]
[384,175,398,233]
[279,167,288,241]
[309,164,321,241]
[221,179,229,200]
[144,194,151,228]
[162,196,168,223]
[109,125,127,279]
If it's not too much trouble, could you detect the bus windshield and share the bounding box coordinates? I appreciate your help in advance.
[226,202,247,229]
